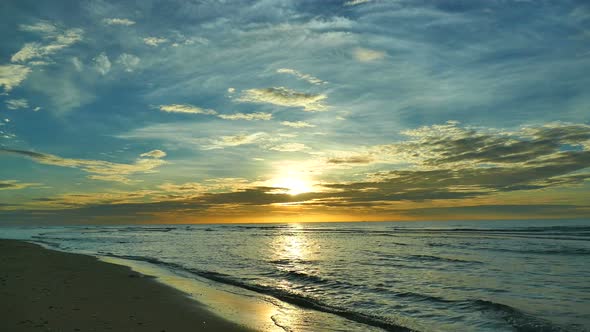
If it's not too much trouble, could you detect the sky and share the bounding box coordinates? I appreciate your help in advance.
[1,0,589,224]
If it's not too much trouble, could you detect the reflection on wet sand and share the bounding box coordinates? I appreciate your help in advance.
[101,256,284,331]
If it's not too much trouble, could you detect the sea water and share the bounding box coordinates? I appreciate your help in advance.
[2,219,589,331]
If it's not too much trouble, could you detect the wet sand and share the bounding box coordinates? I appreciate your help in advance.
[0,239,252,332]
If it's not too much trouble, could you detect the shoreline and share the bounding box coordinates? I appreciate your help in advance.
[0,239,254,332]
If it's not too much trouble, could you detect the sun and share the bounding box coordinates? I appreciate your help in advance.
[272,175,313,195]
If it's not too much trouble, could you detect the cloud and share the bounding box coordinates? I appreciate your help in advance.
[155,179,258,200]
[19,21,58,34]
[117,53,140,72]
[86,174,136,183]
[280,121,316,128]
[71,57,83,71]
[374,121,590,168]
[269,143,308,152]
[277,68,327,85]
[0,180,39,190]
[158,104,217,115]
[0,149,167,184]
[207,133,309,152]
[158,182,205,194]
[103,18,136,26]
[5,116,590,219]
[140,149,167,158]
[143,37,168,46]
[237,87,327,112]
[159,105,272,121]
[0,64,31,92]
[11,43,43,63]
[20,190,159,210]
[344,0,372,6]
[11,21,83,63]
[354,47,387,62]
[210,133,267,148]
[28,60,52,66]
[93,52,111,75]
[27,68,95,113]
[217,112,272,120]
[5,99,29,110]
[319,165,590,205]
[299,121,590,205]
[327,155,374,164]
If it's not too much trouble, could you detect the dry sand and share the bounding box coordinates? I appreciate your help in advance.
[0,239,253,332]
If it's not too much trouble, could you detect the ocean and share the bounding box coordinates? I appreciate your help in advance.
[2,219,589,331]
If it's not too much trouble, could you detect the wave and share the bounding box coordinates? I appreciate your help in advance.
[111,226,176,233]
[407,254,482,264]
[26,238,577,332]
[223,225,292,230]
[282,270,334,285]
[470,299,570,332]
[423,241,590,256]
[270,258,315,264]
[389,225,590,234]
[488,247,590,256]
[100,253,415,332]
[385,294,572,331]
[97,252,575,332]
[394,291,455,304]
[32,235,131,245]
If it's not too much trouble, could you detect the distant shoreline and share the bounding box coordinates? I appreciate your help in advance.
[0,239,251,332]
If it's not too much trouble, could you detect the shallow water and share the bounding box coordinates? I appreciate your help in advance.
[2,219,589,331]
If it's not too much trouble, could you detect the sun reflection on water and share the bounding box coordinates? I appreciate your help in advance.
[268,224,313,330]
[274,224,308,263]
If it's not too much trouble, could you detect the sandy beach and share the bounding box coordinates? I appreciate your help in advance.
[0,239,252,332]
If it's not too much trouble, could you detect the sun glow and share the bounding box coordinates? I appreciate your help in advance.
[269,166,315,196]
[272,176,313,195]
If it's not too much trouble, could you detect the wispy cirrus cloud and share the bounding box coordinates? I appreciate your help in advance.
[158,104,217,115]
[21,190,159,209]
[269,142,308,152]
[209,133,268,148]
[143,37,168,47]
[217,112,272,121]
[158,104,271,121]
[236,87,328,112]
[0,64,31,92]
[103,18,136,26]
[0,180,40,190]
[5,99,29,110]
[344,0,372,6]
[0,148,167,184]
[158,182,206,194]
[353,47,387,62]
[280,121,315,128]
[277,68,327,85]
[327,155,374,165]
[140,149,167,158]
[11,21,83,64]
[157,178,253,197]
